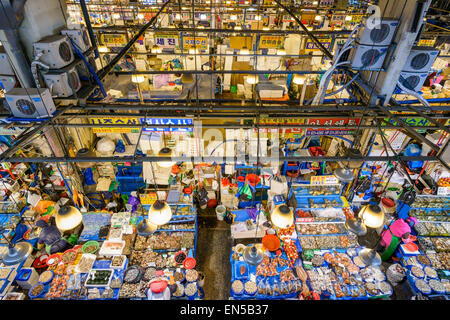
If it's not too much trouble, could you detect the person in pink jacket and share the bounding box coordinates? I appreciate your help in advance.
[380,217,417,261]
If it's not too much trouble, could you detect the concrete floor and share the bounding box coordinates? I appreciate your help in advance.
[195,209,232,300]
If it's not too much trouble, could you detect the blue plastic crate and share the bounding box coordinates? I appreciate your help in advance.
[116,166,146,193]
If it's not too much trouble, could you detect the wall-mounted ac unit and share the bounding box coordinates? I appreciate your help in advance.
[75,52,97,78]
[61,27,91,53]
[402,46,439,73]
[0,75,17,93]
[398,72,429,92]
[5,88,56,118]
[356,19,399,46]
[349,44,389,70]
[33,35,74,69]
[42,66,81,97]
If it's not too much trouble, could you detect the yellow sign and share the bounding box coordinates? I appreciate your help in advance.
[183,36,208,50]
[311,175,339,185]
[139,192,157,205]
[259,35,284,49]
[418,39,436,47]
[305,39,332,51]
[89,117,140,133]
[99,34,127,47]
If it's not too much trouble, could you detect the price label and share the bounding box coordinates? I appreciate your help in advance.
[250,274,256,282]
[176,268,181,272]
[296,218,314,223]
[310,175,338,185]
[437,187,450,196]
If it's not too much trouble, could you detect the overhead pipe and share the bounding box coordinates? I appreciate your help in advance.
[79,0,99,58]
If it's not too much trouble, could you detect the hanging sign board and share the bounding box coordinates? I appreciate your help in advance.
[89,117,140,133]
[0,120,26,135]
[306,118,360,136]
[154,34,179,48]
[258,35,284,49]
[305,38,332,51]
[310,175,339,185]
[99,34,127,47]
[331,14,346,25]
[257,118,305,136]
[140,118,194,132]
[183,36,208,50]
[382,117,430,133]
[418,39,436,47]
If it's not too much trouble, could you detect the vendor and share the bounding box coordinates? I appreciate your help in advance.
[146,270,171,300]
[36,217,72,255]
[379,217,417,261]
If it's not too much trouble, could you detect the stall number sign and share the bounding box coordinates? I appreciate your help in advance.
[183,37,208,50]
[311,175,338,185]
[89,117,140,133]
[154,34,179,48]
[306,118,360,136]
[100,34,127,47]
[331,14,346,24]
[140,118,193,132]
[305,39,332,51]
[259,36,284,49]
[139,192,157,205]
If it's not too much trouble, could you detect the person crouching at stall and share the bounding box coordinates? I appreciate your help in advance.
[379,217,417,261]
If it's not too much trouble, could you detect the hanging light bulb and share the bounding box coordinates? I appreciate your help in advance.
[157,147,176,168]
[255,15,261,21]
[361,204,385,229]
[271,204,294,229]
[137,13,144,19]
[112,13,120,19]
[276,46,286,56]
[148,200,173,225]
[307,26,314,31]
[188,47,199,54]
[240,46,249,55]
[175,13,181,20]
[98,45,108,53]
[315,15,323,21]
[151,44,162,54]
[198,25,205,29]
[230,14,237,20]
[345,15,352,21]
[246,74,259,84]
[55,206,83,232]
[293,74,305,85]
[234,25,242,30]
[263,26,270,31]
[131,75,145,83]
[313,1,319,5]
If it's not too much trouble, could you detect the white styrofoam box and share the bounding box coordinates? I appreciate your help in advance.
[0,75,17,92]
[0,51,15,76]
[18,0,67,60]
[15,268,39,290]
[356,19,399,46]
[402,46,439,73]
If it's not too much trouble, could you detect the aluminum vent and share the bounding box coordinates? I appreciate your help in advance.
[369,23,390,44]
[16,99,37,116]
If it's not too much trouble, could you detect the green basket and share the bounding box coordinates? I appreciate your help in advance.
[82,241,100,254]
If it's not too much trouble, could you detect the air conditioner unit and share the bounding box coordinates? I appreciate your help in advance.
[0,49,15,76]
[33,35,74,69]
[42,66,82,97]
[5,88,56,118]
[356,19,399,46]
[398,72,429,92]
[349,44,389,70]
[61,27,91,53]
[75,52,98,79]
[402,46,439,73]
[0,75,17,93]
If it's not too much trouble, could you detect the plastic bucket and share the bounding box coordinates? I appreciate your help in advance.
[216,205,226,220]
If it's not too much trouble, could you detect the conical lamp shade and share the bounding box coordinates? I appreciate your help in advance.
[148,200,172,225]
[243,245,264,266]
[181,73,194,83]
[137,218,158,236]
[1,242,33,266]
[76,148,96,169]
[358,248,382,266]
[157,147,176,169]
[333,167,354,182]
[340,148,364,169]
[55,206,83,232]
[271,205,294,229]
[361,204,384,229]
[345,217,367,236]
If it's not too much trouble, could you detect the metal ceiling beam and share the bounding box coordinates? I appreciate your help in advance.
[113,70,327,75]
[2,155,438,164]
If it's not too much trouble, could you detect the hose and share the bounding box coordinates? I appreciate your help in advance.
[31,52,49,88]
[397,78,431,109]
[325,73,360,97]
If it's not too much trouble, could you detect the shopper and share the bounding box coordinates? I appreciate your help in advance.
[379,217,417,261]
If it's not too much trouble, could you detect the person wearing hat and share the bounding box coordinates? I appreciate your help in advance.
[379,217,417,261]
[146,270,171,300]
